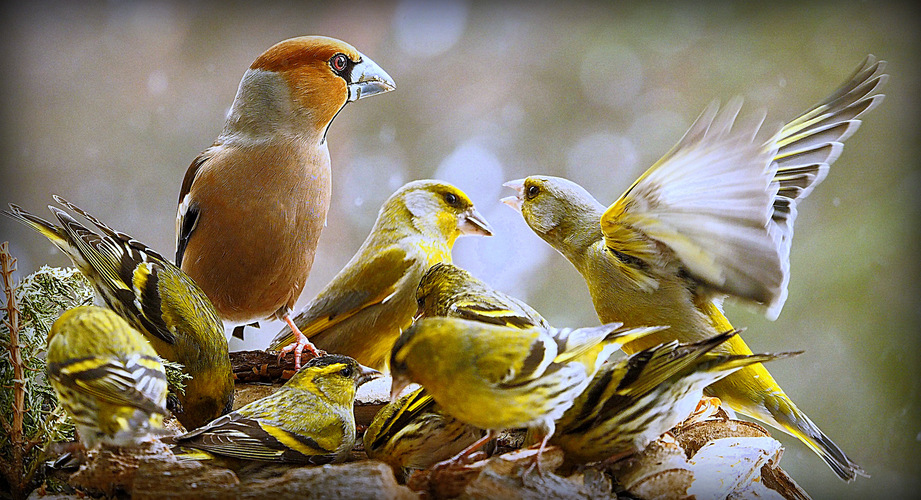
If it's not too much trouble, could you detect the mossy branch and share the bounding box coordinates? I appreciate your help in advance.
[1,254,90,499]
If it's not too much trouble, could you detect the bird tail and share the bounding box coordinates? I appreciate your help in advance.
[4,203,71,253]
[703,349,802,374]
[758,390,868,482]
[711,350,867,482]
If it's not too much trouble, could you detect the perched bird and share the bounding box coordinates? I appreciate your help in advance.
[269,180,493,370]
[502,56,886,480]
[361,263,547,476]
[175,35,396,363]
[364,386,488,479]
[6,198,234,430]
[46,306,168,448]
[174,354,380,464]
[550,330,799,465]
[415,262,549,329]
[389,317,664,470]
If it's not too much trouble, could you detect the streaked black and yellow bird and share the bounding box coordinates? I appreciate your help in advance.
[389,317,664,470]
[415,262,549,329]
[503,56,885,480]
[550,330,800,465]
[364,386,488,479]
[174,354,380,465]
[46,306,169,448]
[362,263,548,475]
[6,197,234,430]
[270,180,493,371]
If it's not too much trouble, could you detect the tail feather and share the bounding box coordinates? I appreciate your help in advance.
[761,392,868,482]
[4,203,70,250]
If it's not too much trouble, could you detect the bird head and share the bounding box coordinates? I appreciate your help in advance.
[384,180,493,246]
[224,35,395,144]
[502,175,605,256]
[414,262,473,320]
[287,354,381,406]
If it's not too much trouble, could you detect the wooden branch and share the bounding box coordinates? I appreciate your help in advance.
[230,350,300,383]
[1,242,27,499]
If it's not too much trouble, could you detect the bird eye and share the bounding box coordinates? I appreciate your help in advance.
[330,53,349,74]
[444,192,459,206]
[526,185,540,199]
[339,366,353,377]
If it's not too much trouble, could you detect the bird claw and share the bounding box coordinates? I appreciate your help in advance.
[277,334,324,371]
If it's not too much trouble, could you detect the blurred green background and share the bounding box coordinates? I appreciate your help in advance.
[1,1,918,497]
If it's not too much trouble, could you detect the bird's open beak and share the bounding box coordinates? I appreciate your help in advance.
[501,179,525,211]
[390,375,412,403]
[459,207,493,236]
[348,53,396,102]
[357,364,383,387]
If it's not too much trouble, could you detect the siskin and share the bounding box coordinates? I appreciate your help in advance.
[175,354,380,464]
[415,262,549,329]
[5,198,234,430]
[389,317,663,469]
[364,386,488,479]
[270,180,492,371]
[363,263,549,475]
[503,56,885,480]
[46,306,168,448]
[550,330,800,465]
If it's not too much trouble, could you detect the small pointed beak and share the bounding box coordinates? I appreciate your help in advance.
[501,179,525,211]
[357,364,383,387]
[390,375,412,403]
[459,206,493,236]
[348,52,396,102]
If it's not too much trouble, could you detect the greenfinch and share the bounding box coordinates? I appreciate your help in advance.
[47,306,168,448]
[176,36,395,357]
[5,198,234,430]
[389,317,664,469]
[175,354,380,464]
[503,56,885,480]
[364,386,488,479]
[415,262,549,329]
[270,180,493,370]
[550,330,799,465]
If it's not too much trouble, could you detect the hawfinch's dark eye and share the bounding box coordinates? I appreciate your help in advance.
[526,185,540,199]
[444,192,459,206]
[330,53,349,74]
[339,366,353,378]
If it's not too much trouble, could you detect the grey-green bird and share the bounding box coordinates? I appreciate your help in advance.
[502,56,885,481]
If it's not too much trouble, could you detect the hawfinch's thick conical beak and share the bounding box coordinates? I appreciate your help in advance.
[459,207,493,236]
[348,53,396,102]
[501,179,525,211]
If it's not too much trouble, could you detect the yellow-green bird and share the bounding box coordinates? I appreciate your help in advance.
[389,317,664,469]
[502,56,886,481]
[5,197,234,430]
[415,262,549,329]
[551,330,799,465]
[362,263,548,475]
[270,180,493,371]
[364,386,488,479]
[175,354,380,464]
[47,306,169,448]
